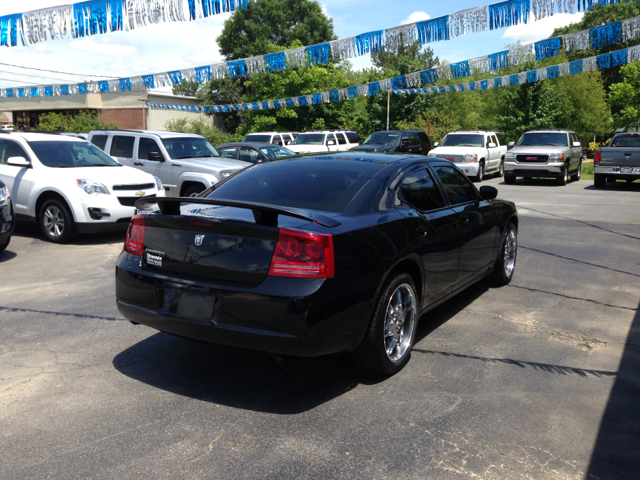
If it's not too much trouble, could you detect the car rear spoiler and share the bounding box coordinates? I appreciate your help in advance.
[135,196,341,228]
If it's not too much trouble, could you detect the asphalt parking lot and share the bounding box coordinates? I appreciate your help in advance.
[1,176,639,479]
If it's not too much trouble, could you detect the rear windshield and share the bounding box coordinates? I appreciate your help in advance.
[206,159,382,212]
[363,132,400,146]
[259,146,294,159]
[29,141,120,168]
[517,132,568,147]
[244,135,271,143]
[610,135,640,147]
[441,134,484,147]
[161,137,220,159]
[292,134,325,145]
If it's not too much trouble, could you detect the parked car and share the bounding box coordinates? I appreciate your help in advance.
[115,152,518,375]
[0,132,163,243]
[594,133,640,188]
[287,130,360,154]
[0,179,14,252]
[216,142,295,163]
[428,130,506,182]
[504,129,582,186]
[88,130,249,197]
[242,132,298,146]
[350,130,431,156]
[1,125,14,131]
[60,132,89,140]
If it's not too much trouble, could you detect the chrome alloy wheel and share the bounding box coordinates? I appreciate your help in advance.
[383,283,416,363]
[503,228,517,278]
[44,205,65,238]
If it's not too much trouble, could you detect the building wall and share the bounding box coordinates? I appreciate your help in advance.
[100,108,145,130]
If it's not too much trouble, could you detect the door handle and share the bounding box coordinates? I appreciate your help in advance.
[460,214,471,224]
[134,162,143,166]
[416,226,427,237]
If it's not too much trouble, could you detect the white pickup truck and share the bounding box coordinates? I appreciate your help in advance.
[427,130,508,181]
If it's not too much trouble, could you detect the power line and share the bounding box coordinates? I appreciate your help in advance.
[0,70,94,84]
[0,61,117,79]
[0,77,42,85]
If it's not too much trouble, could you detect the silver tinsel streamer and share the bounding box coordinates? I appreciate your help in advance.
[583,56,597,72]
[154,73,171,87]
[338,88,349,100]
[384,24,417,50]
[130,76,145,89]
[518,72,527,84]
[291,97,300,106]
[182,68,196,82]
[509,44,534,66]
[357,84,369,97]
[469,56,489,74]
[211,63,228,80]
[435,64,452,80]
[532,0,554,20]
[330,37,357,62]
[561,30,590,52]
[537,67,547,81]
[449,6,488,38]
[305,94,313,105]
[558,62,570,76]
[621,16,640,41]
[126,0,186,30]
[404,72,421,87]
[379,79,391,92]
[501,75,510,86]
[22,6,74,44]
[629,45,640,62]
[266,100,274,109]
[321,92,330,103]
[108,79,120,91]
[245,56,266,76]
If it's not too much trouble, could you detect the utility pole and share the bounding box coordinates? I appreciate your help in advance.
[386,90,390,131]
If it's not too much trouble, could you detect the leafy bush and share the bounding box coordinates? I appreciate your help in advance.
[165,118,235,146]
[38,111,117,133]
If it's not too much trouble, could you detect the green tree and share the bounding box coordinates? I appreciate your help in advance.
[38,110,117,133]
[609,62,640,131]
[172,79,201,97]
[165,118,235,145]
[372,40,438,75]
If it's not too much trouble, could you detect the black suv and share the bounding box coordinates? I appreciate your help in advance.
[349,130,430,155]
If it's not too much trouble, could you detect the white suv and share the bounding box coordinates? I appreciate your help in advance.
[242,132,298,146]
[428,131,508,181]
[287,130,360,154]
[0,132,163,243]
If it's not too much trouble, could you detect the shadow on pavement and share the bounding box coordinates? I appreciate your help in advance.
[14,219,125,245]
[587,300,640,479]
[0,249,17,263]
[583,181,640,192]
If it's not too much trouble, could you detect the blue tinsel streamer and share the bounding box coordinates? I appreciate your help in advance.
[305,43,331,66]
[73,1,123,37]
[30,87,39,97]
[0,14,23,47]
[451,61,470,79]
[142,75,155,88]
[78,83,88,94]
[265,52,287,72]
[570,60,583,75]
[298,96,308,106]
[547,66,559,79]
[577,0,594,12]
[120,78,131,91]
[391,76,407,90]
[494,78,502,88]
[468,83,476,91]
[489,0,530,31]
[201,0,223,17]
[355,31,384,56]
[416,16,450,44]
[480,80,488,90]
[596,53,611,70]
[419,69,439,85]
[612,49,628,67]
[5,88,12,98]
[98,81,109,93]
[18,88,25,97]
[509,74,519,86]
[458,84,464,91]
[488,51,509,71]
[369,82,380,96]
[187,0,197,20]
[527,70,537,83]
[449,86,457,92]
[348,86,358,98]
[260,101,268,109]
[44,86,53,96]
[168,71,183,85]
[196,66,211,83]
[535,37,561,61]
[313,93,322,104]
[252,102,259,110]
[227,60,246,78]
[330,90,340,102]
[437,86,445,93]
[590,22,622,49]
[273,100,281,109]
[286,98,294,107]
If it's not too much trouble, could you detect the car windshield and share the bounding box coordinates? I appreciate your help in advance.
[29,141,120,168]
[243,135,271,143]
[363,132,401,146]
[259,146,294,159]
[207,159,382,212]
[161,137,220,159]
[291,134,325,145]
[610,135,640,147]
[441,134,484,147]
[517,132,568,147]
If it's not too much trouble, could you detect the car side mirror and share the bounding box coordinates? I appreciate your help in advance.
[433,142,440,147]
[479,186,498,200]
[7,156,31,168]
[508,142,515,148]
[327,140,336,146]
[572,141,581,147]
[147,151,165,162]
[488,142,497,148]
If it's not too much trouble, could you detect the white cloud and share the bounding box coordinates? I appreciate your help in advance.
[401,11,431,26]
[69,37,139,56]
[502,12,584,44]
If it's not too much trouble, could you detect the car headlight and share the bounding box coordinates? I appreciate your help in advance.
[153,176,163,191]
[220,170,233,179]
[0,186,9,206]
[548,153,565,161]
[76,179,110,195]
[464,153,478,162]
[505,152,516,159]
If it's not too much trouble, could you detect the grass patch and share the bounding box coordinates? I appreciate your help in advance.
[581,162,594,180]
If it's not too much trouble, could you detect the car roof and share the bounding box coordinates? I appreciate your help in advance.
[218,142,292,148]
[2,132,84,142]
[302,151,438,165]
[525,129,573,133]
[447,131,499,134]
[90,129,203,139]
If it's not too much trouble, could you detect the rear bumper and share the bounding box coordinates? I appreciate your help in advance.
[504,161,564,177]
[595,165,640,175]
[115,252,372,357]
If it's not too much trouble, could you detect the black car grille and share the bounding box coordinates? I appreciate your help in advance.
[117,195,156,207]
[516,155,548,163]
[112,183,155,191]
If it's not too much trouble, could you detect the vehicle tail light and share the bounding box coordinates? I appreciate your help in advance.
[269,228,335,279]
[124,215,146,256]
[594,151,601,163]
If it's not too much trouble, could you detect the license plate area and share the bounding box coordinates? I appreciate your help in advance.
[158,286,215,322]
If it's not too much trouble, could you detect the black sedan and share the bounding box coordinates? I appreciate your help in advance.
[115,153,518,374]
[216,142,295,164]
[0,179,14,252]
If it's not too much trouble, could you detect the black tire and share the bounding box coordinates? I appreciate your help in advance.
[625,178,635,183]
[491,222,517,286]
[473,161,484,182]
[183,185,205,197]
[504,175,516,185]
[497,158,505,177]
[571,162,581,182]
[0,236,9,252]
[594,174,606,188]
[353,271,418,375]
[39,198,77,243]
[556,166,568,186]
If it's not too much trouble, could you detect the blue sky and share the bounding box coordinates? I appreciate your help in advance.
[0,0,584,92]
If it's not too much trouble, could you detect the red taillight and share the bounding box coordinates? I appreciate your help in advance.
[124,215,146,256]
[268,228,335,279]
[594,151,601,163]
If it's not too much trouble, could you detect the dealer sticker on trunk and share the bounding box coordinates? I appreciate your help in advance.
[145,249,164,267]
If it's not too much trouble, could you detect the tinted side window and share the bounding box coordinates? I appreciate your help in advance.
[218,147,238,159]
[110,135,135,158]
[239,146,262,163]
[337,133,347,145]
[496,133,505,146]
[409,133,420,145]
[91,135,108,151]
[0,140,29,164]
[490,135,498,146]
[273,135,283,146]
[400,168,445,211]
[433,165,477,205]
[138,138,161,160]
[346,132,361,144]
[326,134,337,145]
[417,132,430,146]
